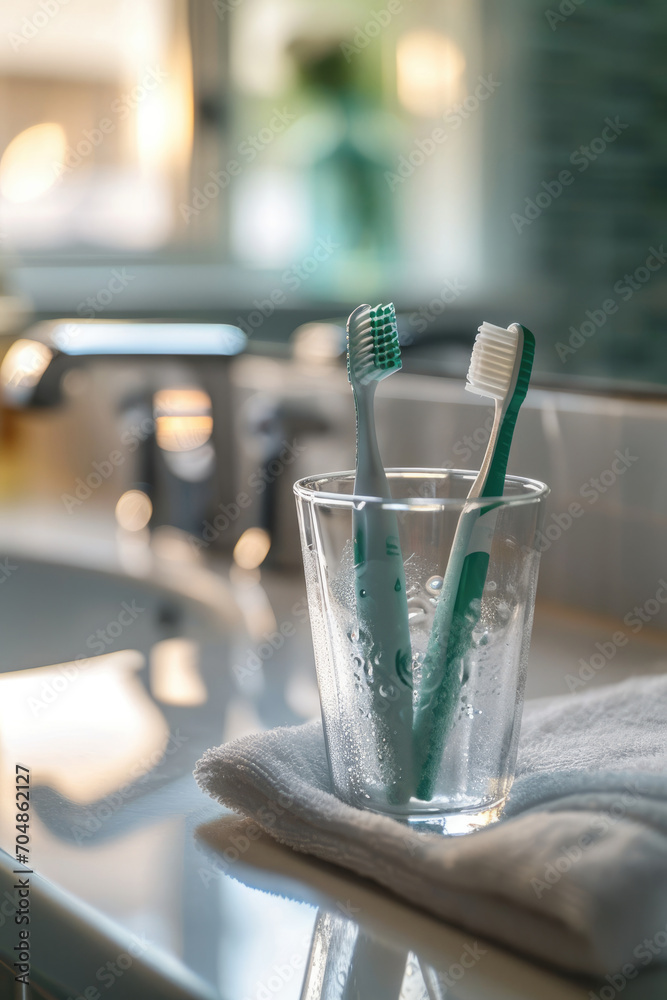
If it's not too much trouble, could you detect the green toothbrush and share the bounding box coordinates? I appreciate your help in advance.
[414,322,535,800]
[347,302,413,805]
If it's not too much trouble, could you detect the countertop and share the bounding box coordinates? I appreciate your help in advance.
[0,536,666,999]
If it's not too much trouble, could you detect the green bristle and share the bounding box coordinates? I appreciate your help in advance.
[347,301,402,386]
[511,326,535,408]
[370,302,401,374]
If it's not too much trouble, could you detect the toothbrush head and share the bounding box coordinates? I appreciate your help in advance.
[465,321,534,407]
[347,302,401,387]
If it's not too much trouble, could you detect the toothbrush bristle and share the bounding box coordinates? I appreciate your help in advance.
[347,302,401,385]
[465,322,521,401]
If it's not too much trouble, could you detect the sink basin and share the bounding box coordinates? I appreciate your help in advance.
[0,553,235,672]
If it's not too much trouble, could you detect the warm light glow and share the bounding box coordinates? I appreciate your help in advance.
[154,388,211,412]
[233,527,271,570]
[156,415,214,452]
[149,638,207,706]
[151,525,201,563]
[396,31,466,117]
[0,123,66,203]
[136,91,171,172]
[0,339,53,403]
[136,54,194,175]
[0,650,169,804]
[231,0,295,97]
[292,323,345,364]
[115,490,153,531]
[229,563,277,639]
[154,388,213,452]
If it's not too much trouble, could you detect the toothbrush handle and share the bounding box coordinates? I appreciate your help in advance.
[414,547,489,800]
[353,383,413,803]
[412,507,479,791]
[354,385,387,497]
[354,503,413,802]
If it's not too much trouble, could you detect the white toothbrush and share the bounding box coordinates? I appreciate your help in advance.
[414,321,535,799]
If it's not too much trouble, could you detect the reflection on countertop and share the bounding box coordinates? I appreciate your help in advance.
[0,543,666,998]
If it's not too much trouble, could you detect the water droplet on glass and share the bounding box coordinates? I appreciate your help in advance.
[426,575,444,595]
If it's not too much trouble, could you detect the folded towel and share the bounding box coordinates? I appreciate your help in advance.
[194,674,667,977]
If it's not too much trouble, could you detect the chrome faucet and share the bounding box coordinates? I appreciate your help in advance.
[0,319,247,539]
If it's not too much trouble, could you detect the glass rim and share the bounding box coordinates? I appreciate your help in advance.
[293,468,549,511]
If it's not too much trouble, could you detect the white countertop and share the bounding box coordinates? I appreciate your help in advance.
[0,518,665,999]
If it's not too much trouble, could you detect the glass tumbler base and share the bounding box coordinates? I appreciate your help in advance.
[399,797,507,836]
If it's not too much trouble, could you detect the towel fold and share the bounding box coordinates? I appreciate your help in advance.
[195,674,667,976]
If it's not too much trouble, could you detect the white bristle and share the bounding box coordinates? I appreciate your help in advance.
[347,304,375,382]
[465,322,520,400]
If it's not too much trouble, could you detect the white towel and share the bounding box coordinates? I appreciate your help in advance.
[194,674,667,976]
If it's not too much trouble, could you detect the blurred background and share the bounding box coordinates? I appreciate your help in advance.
[0,0,665,593]
[1,0,665,377]
[0,0,666,666]
[1,2,667,997]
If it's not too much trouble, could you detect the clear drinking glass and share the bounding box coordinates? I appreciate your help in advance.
[294,469,549,835]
